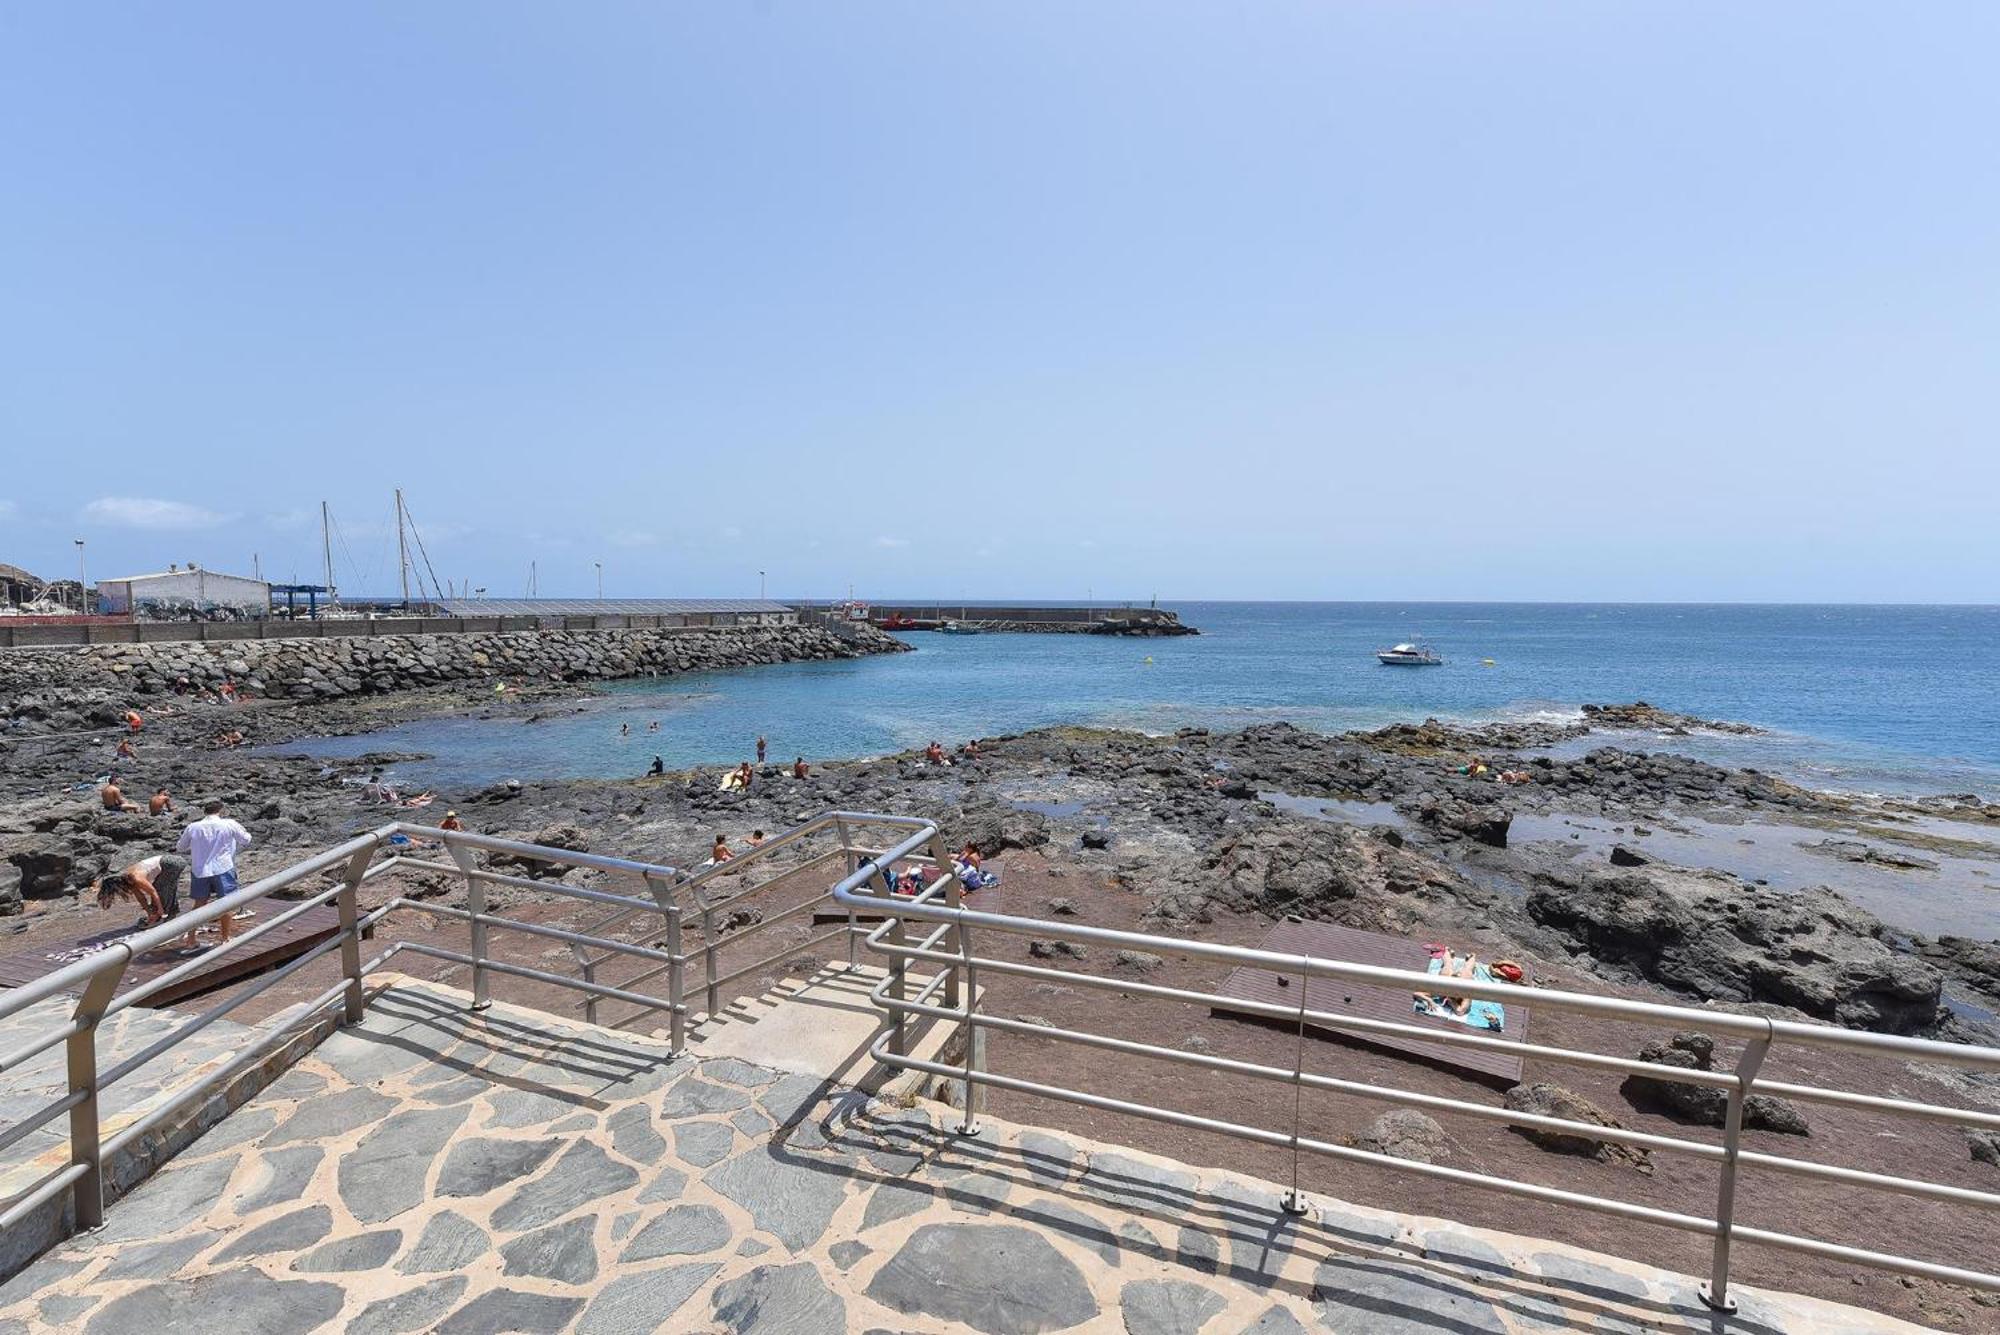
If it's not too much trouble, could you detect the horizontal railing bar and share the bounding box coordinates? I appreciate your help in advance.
[393,943,682,1015]
[102,974,355,1157]
[706,927,855,994]
[1750,1078,2000,1133]
[873,1041,1723,1236]
[0,1018,90,1078]
[395,825,685,883]
[414,903,677,965]
[881,987,1723,1161]
[104,880,350,1019]
[870,936,1747,1093]
[1726,1221,2000,1293]
[0,1087,87,1157]
[1735,1148,2000,1211]
[0,1161,92,1231]
[391,857,664,914]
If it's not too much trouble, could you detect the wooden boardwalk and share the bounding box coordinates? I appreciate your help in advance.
[1213,919,1532,1085]
[0,904,345,1008]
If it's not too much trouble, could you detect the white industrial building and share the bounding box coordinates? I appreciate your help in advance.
[96,566,271,620]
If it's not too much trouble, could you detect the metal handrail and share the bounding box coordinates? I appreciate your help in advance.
[829,818,2000,1313]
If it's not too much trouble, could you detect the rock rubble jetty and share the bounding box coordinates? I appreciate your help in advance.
[0,622,907,734]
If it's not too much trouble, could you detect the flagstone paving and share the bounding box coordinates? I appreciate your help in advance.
[0,977,1932,1333]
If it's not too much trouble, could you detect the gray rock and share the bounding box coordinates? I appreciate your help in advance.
[97,1230,222,1281]
[1312,1256,1506,1334]
[866,1222,1099,1334]
[437,1136,560,1197]
[1503,1083,1652,1172]
[38,1296,96,1327]
[349,1276,469,1335]
[1017,1130,1076,1185]
[292,1228,403,1273]
[500,1216,599,1284]
[829,1239,872,1270]
[712,1262,846,1335]
[1353,1109,1450,1164]
[636,1163,690,1204]
[732,1107,776,1137]
[233,1145,325,1214]
[485,1088,575,1129]
[435,1288,584,1335]
[1113,949,1164,973]
[1077,1150,1199,1213]
[1970,1130,2000,1168]
[861,1178,936,1232]
[659,1077,753,1117]
[620,1204,731,1261]
[1238,1305,1309,1334]
[703,1056,783,1088]
[1529,1250,1653,1302]
[757,1071,830,1127]
[607,1103,666,1163]
[339,1105,471,1223]
[705,1146,849,1252]
[1176,1226,1220,1275]
[214,1204,334,1261]
[84,1268,344,1335]
[91,1155,236,1244]
[1121,1278,1227,1335]
[1620,1033,1809,1135]
[675,1120,737,1167]
[576,1263,720,1335]
[492,1141,638,1232]
[398,1209,489,1274]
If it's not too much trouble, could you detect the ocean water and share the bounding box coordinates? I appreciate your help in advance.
[282,602,2000,797]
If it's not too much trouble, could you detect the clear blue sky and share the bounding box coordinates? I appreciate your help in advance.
[3,4,1994,603]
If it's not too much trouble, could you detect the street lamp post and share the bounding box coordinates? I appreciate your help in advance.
[74,539,86,614]
[759,570,766,601]
[595,562,603,601]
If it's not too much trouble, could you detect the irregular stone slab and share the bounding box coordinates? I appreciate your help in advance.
[492,1141,638,1232]
[437,1136,560,1198]
[712,1261,846,1335]
[1121,1278,1228,1335]
[1176,1226,1220,1275]
[39,1295,96,1327]
[608,1103,666,1163]
[398,1209,489,1274]
[732,1108,776,1138]
[486,1088,577,1129]
[675,1120,736,1168]
[93,1156,236,1244]
[1312,1257,1506,1334]
[575,1262,720,1335]
[861,1178,935,1232]
[1118,1220,1167,1263]
[311,1028,436,1085]
[265,1082,394,1146]
[293,1228,403,1273]
[84,1268,343,1335]
[1529,1250,1653,1303]
[339,1105,470,1224]
[867,1222,1099,1334]
[705,1146,848,1252]
[659,1078,752,1117]
[190,1104,280,1155]
[548,1112,598,1134]
[434,1288,584,1335]
[1423,1229,1511,1277]
[410,1073,495,1106]
[501,1216,599,1284]
[263,1068,329,1100]
[349,1276,469,1335]
[1013,1198,1124,1267]
[1076,1150,1199,1214]
[1238,1305,1309,1334]
[620,1204,731,1261]
[829,1239,872,1271]
[1017,1130,1076,1185]
[98,1230,222,1282]
[757,1072,830,1127]
[214,1204,334,1261]
[636,1163,690,1204]
[233,1145,325,1215]
[703,1056,783,1088]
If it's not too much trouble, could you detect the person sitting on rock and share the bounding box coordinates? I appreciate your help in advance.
[732,762,754,791]
[748,829,766,849]
[149,787,174,816]
[647,756,665,776]
[115,737,136,760]
[215,728,245,749]
[792,756,809,779]
[99,776,141,813]
[362,770,399,803]
[438,810,464,832]
[707,834,733,865]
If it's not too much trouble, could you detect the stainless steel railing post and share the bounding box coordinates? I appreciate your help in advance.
[702,907,719,1020]
[66,967,124,1231]
[836,818,859,969]
[938,833,963,1011]
[955,901,983,1138]
[444,841,490,1011]
[1701,1034,1772,1313]
[1281,956,1311,1216]
[666,905,686,1053]
[336,847,374,1024]
[888,911,908,1058]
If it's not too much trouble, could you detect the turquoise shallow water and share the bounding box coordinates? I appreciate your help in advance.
[281,602,2000,796]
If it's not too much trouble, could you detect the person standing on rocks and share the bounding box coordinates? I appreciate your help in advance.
[756,735,767,764]
[176,799,252,950]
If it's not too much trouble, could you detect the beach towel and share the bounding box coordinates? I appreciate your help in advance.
[1415,957,1506,1031]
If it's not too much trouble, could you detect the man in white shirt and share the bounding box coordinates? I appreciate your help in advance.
[175,799,252,950]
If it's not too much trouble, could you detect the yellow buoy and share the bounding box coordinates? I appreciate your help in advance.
[1481,658,1496,666]
[1143,656,1155,665]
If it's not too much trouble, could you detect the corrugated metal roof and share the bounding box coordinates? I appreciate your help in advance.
[433,597,795,617]
[99,570,267,585]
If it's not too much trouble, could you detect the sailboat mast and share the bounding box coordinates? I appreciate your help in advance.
[320,501,335,599]
[395,488,412,607]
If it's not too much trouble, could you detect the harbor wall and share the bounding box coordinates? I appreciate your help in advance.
[794,603,1193,634]
[0,621,905,730]
[0,609,798,650]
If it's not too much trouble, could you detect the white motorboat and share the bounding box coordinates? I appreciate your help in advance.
[1376,641,1443,666]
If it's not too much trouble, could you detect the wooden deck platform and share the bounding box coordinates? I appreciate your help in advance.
[1213,920,1532,1085]
[0,904,346,1009]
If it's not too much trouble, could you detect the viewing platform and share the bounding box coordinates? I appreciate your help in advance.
[0,812,1990,1332]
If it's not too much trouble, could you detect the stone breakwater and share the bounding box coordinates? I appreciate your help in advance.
[0,622,907,732]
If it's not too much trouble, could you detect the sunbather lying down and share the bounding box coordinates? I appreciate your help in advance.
[1412,948,1522,1032]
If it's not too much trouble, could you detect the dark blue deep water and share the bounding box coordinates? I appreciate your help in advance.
[286,603,2000,796]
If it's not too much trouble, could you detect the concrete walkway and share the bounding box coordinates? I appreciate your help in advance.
[0,977,1930,1334]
